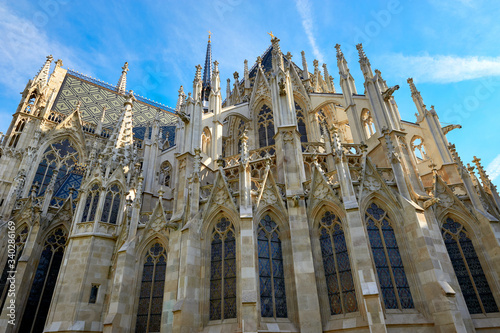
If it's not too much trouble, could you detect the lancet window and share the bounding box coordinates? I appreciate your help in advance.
[135,242,167,333]
[159,161,172,187]
[202,127,212,156]
[0,225,29,308]
[318,211,358,315]
[441,217,498,314]
[32,138,81,198]
[81,184,100,222]
[258,104,275,148]
[295,102,308,142]
[100,184,122,224]
[8,119,26,148]
[365,203,414,309]
[19,227,67,333]
[361,109,376,139]
[258,215,287,318]
[209,217,237,320]
[411,136,428,161]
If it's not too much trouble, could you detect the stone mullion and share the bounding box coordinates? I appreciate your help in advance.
[454,232,486,314]
[329,227,345,314]
[267,231,276,318]
[30,244,54,333]
[375,217,402,310]
[147,260,157,331]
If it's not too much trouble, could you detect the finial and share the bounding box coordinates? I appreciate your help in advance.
[285,52,292,61]
[313,59,319,70]
[208,30,212,43]
[233,71,239,80]
[256,56,262,66]
[356,43,366,59]
[335,43,342,56]
[195,64,202,81]
[55,59,63,69]
[268,31,275,40]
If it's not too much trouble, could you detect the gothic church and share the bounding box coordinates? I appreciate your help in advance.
[0,35,499,333]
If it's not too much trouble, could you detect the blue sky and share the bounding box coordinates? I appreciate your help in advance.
[1,0,499,185]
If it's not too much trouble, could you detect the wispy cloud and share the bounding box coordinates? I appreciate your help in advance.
[378,53,500,84]
[486,154,500,182]
[0,3,87,93]
[295,0,324,63]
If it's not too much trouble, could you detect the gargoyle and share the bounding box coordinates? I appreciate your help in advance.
[176,110,190,124]
[423,197,440,209]
[382,85,400,101]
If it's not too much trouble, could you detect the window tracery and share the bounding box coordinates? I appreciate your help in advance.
[258,215,287,318]
[411,136,428,161]
[19,227,67,333]
[81,184,100,222]
[100,184,122,224]
[441,217,498,314]
[365,203,414,309]
[202,127,212,156]
[135,242,167,333]
[210,217,237,320]
[258,104,275,148]
[8,119,26,148]
[159,161,172,187]
[295,102,308,143]
[318,211,358,315]
[32,138,81,198]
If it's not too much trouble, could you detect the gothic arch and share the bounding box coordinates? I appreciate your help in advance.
[361,108,376,139]
[439,214,500,314]
[133,238,169,332]
[309,204,359,321]
[201,127,212,156]
[201,212,240,324]
[410,135,428,161]
[361,200,420,311]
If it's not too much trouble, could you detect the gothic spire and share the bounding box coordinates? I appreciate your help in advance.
[117,62,129,94]
[35,55,54,86]
[202,32,213,101]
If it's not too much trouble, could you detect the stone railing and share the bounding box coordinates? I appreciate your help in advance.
[47,110,66,123]
[301,142,326,154]
[81,120,97,134]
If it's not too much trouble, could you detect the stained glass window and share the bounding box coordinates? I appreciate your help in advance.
[318,211,358,315]
[441,217,498,314]
[0,225,29,309]
[31,138,80,197]
[19,227,67,333]
[258,215,287,318]
[258,104,275,148]
[135,242,167,333]
[365,203,414,309]
[295,102,308,143]
[210,217,237,320]
[100,184,121,224]
[81,184,100,222]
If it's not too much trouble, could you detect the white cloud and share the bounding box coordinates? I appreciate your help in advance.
[379,53,500,84]
[0,3,87,93]
[486,154,500,182]
[295,0,324,63]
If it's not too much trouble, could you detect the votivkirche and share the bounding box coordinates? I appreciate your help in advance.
[0,34,499,333]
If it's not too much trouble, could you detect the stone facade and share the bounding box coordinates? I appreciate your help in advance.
[0,35,499,333]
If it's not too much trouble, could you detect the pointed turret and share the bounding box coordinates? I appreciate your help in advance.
[34,55,54,86]
[226,78,231,104]
[193,64,202,101]
[270,33,284,73]
[117,62,129,94]
[96,106,107,136]
[473,156,492,193]
[356,43,374,79]
[202,32,213,101]
[244,59,250,90]
[176,85,185,111]
[407,78,427,118]
[301,51,310,81]
[322,63,334,92]
[335,44,357,95]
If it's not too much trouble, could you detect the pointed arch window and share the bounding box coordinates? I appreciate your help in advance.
[365,203,414,309]
[361,109,376,139]
[210,217,237,320]
[258,215,287,318]
[100,184,122,224]
[0,226,29,308]
[441,217,498,314]
[318,211,358,315]
[81,184,100,222]
[411,136,428,161]
[19,227,67,333]
[258,104,275,148]
[8,119,27,148]
[159,161,172,187]
[295,102,308,143]
[202,127,212,156]
[32,138,81,198]
[135,242,167,333]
